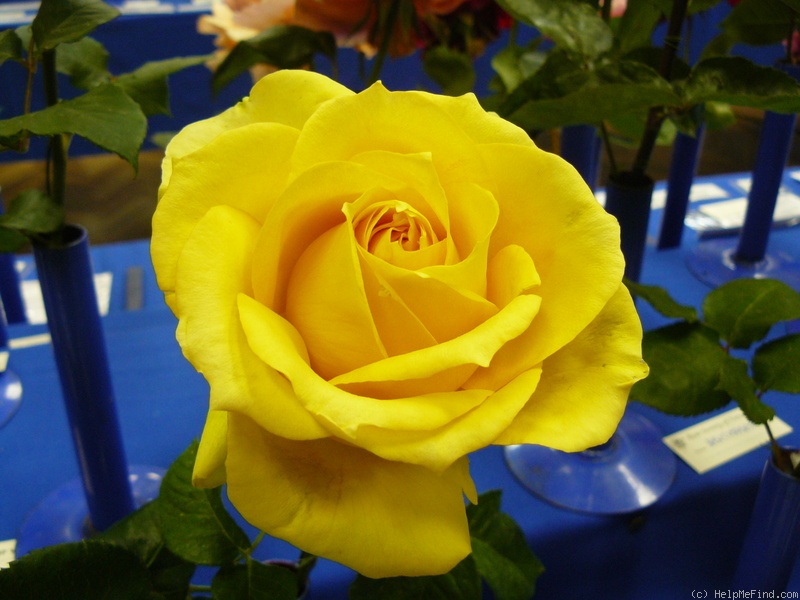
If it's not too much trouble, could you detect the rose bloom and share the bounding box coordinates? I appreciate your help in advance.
[151,70,648,578]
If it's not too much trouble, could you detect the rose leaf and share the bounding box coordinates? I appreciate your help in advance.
[423,47,476,97]
[624,279,698,323]
[467,490,543,600]
[156,441,251,566]
[680,57,800,114]
[753,334,800,394]
[31,0,120,53]
[630,322,731,416]
[55,37,110,90]
[348,557,482,600]
[0,30,24,67]
[495,0,612,60]
[0,189,64,235]
[211,561,299,600]
[702,278,800,349]
[716,355,775,425]
[0,84,147,171]
[0,540,150,600]
[115,55,210,116]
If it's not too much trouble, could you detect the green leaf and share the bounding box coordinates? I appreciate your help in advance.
[0,189,64,235]
[0,30,23,67]
[0,541,150,600]
[0,227,28,252]
[56,36,110,90]
[507,79,679,129]
[212,561,299,600]
[212,25,336,94]
[753,334,800,394]
[467,490,542,600]
[624,279,698,322]
[701,0,792,58]
[31,0,119,53]
[778,0,800,12]
[349,557,482,600]
[717,355,775,424]
[702,278,800,349]
[0,84,147,169]
[115,55,209,116]
[681,57,800,114]
[490,42,546,93]
[423,47,476,96]
[614,0,664,56]
[156,441,251,565]
[630,322,732,416]
[495,0,613,60]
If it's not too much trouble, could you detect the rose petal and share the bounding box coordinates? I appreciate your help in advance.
[225,412,473,578]
[291,81,489,190]
[251,160,431,312]
[285,221,388,379]
[494,284,649,450]
[487,244,541,308]
[174,204,328,440]
[466,143,624,389]
[193,410,228,488]
[161,70,352,190]
[238,293,493,430]
[153,122,298,306]
[351,366,543,472]
[328,293,541,396]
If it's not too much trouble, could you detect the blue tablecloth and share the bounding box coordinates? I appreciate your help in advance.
[1,171,800,598]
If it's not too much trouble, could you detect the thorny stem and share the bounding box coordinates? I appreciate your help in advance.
[41,49,67,215]
[631,0,689,177]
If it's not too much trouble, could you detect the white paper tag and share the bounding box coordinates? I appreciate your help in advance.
[663,409,793,474]
[20,272,112,325]
[0,539,16,568]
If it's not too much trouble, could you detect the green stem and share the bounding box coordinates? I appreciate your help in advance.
[599,121,618,176]
[631,0,689,177]
[41,49,67,215]
[367,0,401,85]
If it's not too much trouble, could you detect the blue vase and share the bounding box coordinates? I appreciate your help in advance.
[735,63,800,263]
[560,125,602,191]
[603,171,654,282]
[32,224,135,532]
[732,452,800,591]
[657,126,706,250]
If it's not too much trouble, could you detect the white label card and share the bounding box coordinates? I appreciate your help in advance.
[0,539,16,568]
[663,409,793,474]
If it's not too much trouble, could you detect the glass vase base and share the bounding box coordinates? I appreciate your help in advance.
[687,238,800,291]
[15,465,165,556]
[0,368,22,428]
[504,412,677,514]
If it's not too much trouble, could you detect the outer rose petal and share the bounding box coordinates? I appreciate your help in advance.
[225,412,473,578]
[466,143,624,389]
[153,122,298,310]
[494,283,649,450]
[194,410,228,487]
[173,204,328,440]
[161,70,352,192]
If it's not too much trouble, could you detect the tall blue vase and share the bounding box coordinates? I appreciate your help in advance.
[561,125,602,191]
[657,126,706,250]
[32,224,135,532]
[732,452,800,591]
[603,171,655,282]
[0,190,26,325]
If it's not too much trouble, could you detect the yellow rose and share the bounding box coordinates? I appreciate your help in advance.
[151,70,648,578]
